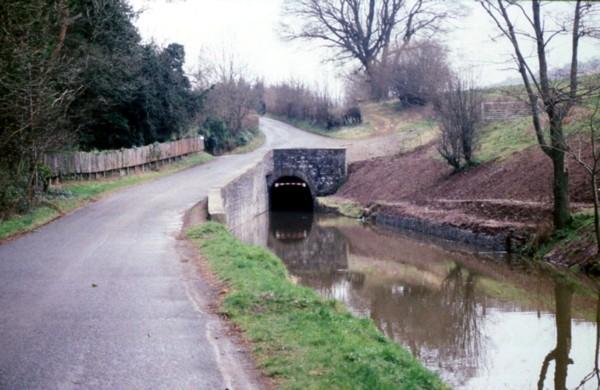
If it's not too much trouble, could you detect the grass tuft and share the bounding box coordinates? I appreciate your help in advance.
[317,196,364,218]
[187,222,448,390]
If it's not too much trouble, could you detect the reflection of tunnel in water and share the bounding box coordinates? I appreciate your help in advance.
[268,212,348,273]
[270,176,314,212]
[269,212,314,241]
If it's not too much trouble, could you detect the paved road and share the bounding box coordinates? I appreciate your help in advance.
[0,118,333,389]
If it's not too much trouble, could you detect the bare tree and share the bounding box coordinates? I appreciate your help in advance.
[389,40,452,106]
[564,101,600,254]
[265,80,362,130]
[435,77,482,170]
[437,118,463,171]
[195,51,261,133]
[478,0,600,229]
[282,0,455,100]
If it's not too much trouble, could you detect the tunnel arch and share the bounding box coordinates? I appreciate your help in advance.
[269,176,314,212]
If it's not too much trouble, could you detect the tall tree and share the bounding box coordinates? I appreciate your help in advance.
[0,0,78,210]
[64,0,145,149]
[479,0,600,229]
[282,0,454,100]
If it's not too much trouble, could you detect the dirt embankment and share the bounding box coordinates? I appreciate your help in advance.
[337,142,594,261]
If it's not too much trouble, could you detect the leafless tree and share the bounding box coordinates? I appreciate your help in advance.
[265,80,361,130]
[388,40,452,106]
[194,52,261,133]
[478,0,600,230]
[282,0,456,100]
[563,101,600,254]
[265,80,333,127]
[436,77,482,170]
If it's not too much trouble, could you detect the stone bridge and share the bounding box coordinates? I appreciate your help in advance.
[209,148,346,227]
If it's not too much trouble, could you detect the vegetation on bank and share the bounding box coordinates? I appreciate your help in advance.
[269,100,438,145]
[0,153,212,241]
[264,81,362,132]
[529,211,600,274]
[230,129,266,155]
[187,222,447,390]
[317,196,364,219]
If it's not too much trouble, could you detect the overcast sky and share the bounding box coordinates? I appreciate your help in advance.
[129,0,600,92]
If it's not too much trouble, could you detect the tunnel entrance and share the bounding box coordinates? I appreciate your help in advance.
[269,176,314,212]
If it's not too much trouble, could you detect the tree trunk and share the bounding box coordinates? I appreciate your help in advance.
[593,174,600,254]
[551,149,571,230]
[365,62,385,101]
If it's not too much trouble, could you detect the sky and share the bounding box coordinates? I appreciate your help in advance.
[128,0,600,92]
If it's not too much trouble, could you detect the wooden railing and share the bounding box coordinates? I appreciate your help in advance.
[43,136,204,178]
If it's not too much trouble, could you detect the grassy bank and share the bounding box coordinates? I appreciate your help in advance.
[531,211,600,274]
[317,196,364,219]
[268,101,438,141]
[0,152,213,241]
[187,222,447,390]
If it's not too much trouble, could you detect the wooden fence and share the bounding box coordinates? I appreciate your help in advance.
[43,136,204,178]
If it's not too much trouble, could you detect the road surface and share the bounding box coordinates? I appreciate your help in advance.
[0,118,334,389]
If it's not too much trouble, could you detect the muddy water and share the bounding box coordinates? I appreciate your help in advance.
[237,212,600,390]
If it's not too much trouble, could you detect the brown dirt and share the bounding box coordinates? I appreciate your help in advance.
[337,141,595,259]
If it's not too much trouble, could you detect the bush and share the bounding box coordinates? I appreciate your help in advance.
[434,78,482,170]
[390,41,452,107]
[265,82,361,130]
[199,117,259,154]
[0,162,30,218]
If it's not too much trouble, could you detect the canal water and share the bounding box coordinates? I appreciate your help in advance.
[234,212,600,390]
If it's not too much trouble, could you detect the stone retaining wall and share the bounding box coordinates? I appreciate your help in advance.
[375,212,512,252]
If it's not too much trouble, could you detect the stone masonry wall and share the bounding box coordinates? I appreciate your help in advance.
[209,151,273,230]
[269,148,347,196]
[481,99,530,122]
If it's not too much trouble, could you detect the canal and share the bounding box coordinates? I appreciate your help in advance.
[234,211,599,390]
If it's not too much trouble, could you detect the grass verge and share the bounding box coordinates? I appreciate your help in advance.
[187,222,447,390]
[0,152,213,241]
[317,196,364,219]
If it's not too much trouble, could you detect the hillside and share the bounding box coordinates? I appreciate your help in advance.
[328,99,600,271]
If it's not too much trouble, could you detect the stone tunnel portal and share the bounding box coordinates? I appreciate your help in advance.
[269,176,314,212]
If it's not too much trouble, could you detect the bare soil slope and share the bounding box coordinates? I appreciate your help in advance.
[338,142,592,240]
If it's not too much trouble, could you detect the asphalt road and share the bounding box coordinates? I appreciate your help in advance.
[0,118,332,389]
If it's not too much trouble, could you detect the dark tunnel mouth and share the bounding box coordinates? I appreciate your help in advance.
[269,176,314,212]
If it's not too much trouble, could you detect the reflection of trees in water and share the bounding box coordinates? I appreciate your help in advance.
[537,283,600,390]
[439,265,484,370]
[294,260,489,385]
[270,214,488,385]
[569,288,600,390]
[537,281,573,390]
[359,264,487,385]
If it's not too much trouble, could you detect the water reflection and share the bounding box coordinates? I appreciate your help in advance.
[240,212,600,389]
